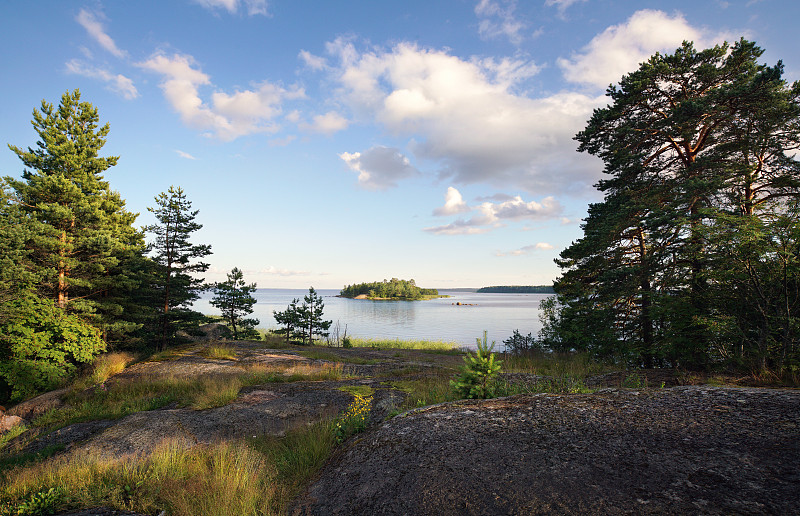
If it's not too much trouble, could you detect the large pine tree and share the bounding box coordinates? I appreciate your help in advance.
[5,89,144,341]
[551,40,800,369]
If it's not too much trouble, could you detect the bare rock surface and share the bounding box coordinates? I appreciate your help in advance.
[293,386,800,515]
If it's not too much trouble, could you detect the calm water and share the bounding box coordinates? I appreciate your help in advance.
[194,289,548,349]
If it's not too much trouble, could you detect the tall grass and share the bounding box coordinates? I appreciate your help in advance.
[71,352,137,392]
[1,404,361,515]
[346,337,459,351]
[198,344,238,360]
[501,350,619,377]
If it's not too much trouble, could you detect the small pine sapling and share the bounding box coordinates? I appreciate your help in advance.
[451,331,502,399]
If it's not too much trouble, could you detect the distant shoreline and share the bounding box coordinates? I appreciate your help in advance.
[477,285,555,294]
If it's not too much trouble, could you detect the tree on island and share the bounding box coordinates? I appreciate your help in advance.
[211,267,259,340]
[547,39,800,370]
[145,186,212,349]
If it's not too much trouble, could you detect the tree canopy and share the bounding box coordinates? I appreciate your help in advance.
[340,278,438,300]
[211,267,259,340]
[546,39,800,370]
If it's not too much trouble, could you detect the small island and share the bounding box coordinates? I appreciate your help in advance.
[340,278,441,300]
[477,285,555,294]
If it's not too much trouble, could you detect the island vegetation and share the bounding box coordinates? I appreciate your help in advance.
[477,285,555,294]
[340,278,440,300]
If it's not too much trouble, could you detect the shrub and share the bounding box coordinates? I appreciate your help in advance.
[450,331,502,399]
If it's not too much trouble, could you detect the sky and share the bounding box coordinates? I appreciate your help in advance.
[1,0,797,289]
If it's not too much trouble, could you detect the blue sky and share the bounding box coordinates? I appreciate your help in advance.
[1,0,797,289]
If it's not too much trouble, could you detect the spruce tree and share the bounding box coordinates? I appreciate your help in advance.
[145,186,212,349]
[273,298,302,344]
[211,267,259,340]
[301,287,332,344]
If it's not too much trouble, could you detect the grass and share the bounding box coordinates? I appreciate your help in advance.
[500,350,619,377]
[197,344,238,360]
[346,337,459,351]
[1,398,370,515]
[294,349,380,365]
[29,362,345,434]
[70,352,138,392]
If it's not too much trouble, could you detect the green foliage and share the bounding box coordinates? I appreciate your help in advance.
[210,267,259,340]
[333,393,372,443]
[12,487,62,516]
[5,90,144,338]
[144,186,212,350]
[503,329,541,354]
[0,293,105,401]
[450,332,502,399]
[340,278,438,300]
[549,39,800,370]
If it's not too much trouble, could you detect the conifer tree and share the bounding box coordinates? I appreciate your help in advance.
[211,267,259,340]
[5,90,144,338]
[273,298,302,344]
[145,186,212,349]
[301,287,332,344]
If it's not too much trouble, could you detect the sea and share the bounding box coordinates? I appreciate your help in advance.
[193,288,550,350]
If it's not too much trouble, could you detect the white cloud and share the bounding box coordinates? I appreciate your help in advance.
[175,150,197,160]
[339,146,420,190]
[558,10,731,88]
[301,111,349,135]
[194,0,269,16]
[426,192,563,235]
[65,59,138,99]
[76,9,126,58]
[137,52,303,140]
[544,0,588,18]
[475,0,527,46]
[299,50,327,71]
[434,187,470,216]
[257,266,311,277]
[496,242,555,256]
[325,41,601,195]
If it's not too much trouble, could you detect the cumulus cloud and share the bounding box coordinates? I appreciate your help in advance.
[339,146,420,190]
[194,0,269,16]
[76,9,126,58]
[496,242,555,256]
[65,59,138,99]
[434,187,470,216]
[426,190,563,235]
[558,10,733,88]
[301,111,349,135]
[175,150,197,160]
[474,0,527,45]
[137,52,303,140]
[324,40,602,195]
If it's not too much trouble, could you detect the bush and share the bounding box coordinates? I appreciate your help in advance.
[0,294,105,401]
[450,331,502,399]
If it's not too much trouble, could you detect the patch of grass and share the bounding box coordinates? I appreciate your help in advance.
[0,424,27,452]
[0,443,66,472]
[148,346,196,362]
[1,409,363,515]
[494,376,595,395]
[294,349,380,365]
[31,362,346,432]
[198,344,238,361]
[501,351,619,377]
[386,373,457,410]
[70,352,138,392]
[337,385,374,397]
[347,337,459,351]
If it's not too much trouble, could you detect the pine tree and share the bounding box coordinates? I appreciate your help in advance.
[301,287,332,345]
[145,186,212,349]
[273,298,302,344]
[5,90,144,338]
[211,267,259,340]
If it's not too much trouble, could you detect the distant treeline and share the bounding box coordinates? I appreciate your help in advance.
[340,278,438,300]
[477,285,555,294]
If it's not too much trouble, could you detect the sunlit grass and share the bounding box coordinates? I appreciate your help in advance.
[197,344,238,360]
[1,396,371,515]
[70,352,138,392]
[347,337,459,351]
[31,362,346,432]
